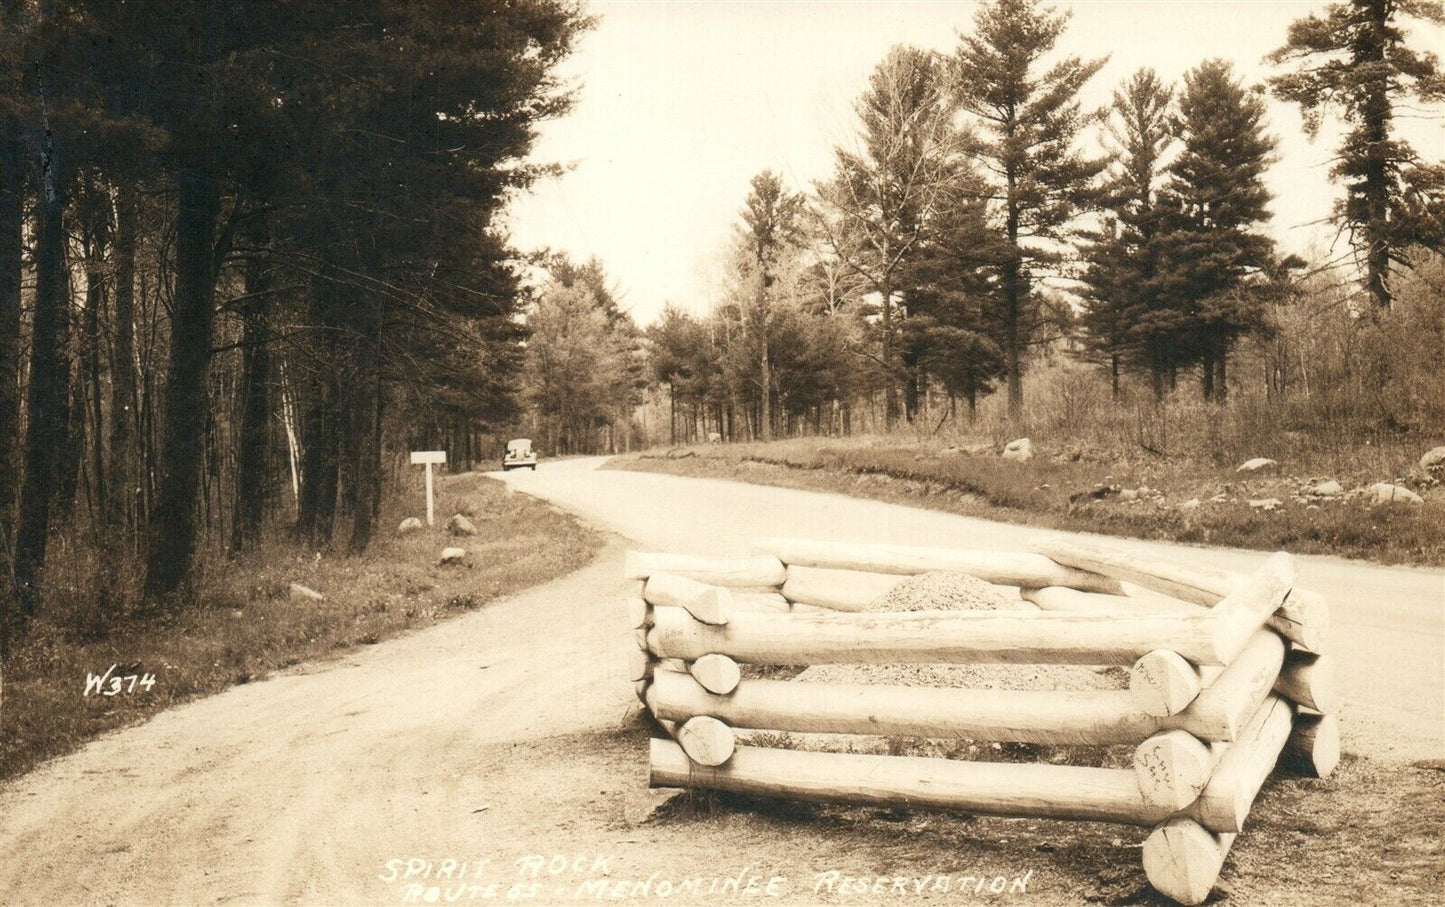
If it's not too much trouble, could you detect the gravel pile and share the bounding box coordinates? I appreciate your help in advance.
[794,571,1130,693]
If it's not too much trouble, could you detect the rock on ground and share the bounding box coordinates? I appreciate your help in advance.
[1311,480,1344,497]
[1237,457,1279,473]
[1421,446,1445,474]
[1001,438,1033,462]
[446,514,478,536]
[288,583,324,603]
[397,517,424,535]
[1249,498,1283,511]
[1365,482,1424,506]
[438,547,468,565]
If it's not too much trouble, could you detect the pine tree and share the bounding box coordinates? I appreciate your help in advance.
[1078,68,1179,399]
[1156,59,1279,402]
[1268,0,1445,309]
[738,171,806,441]
[952,0,1107,420]
[816,45,966,427]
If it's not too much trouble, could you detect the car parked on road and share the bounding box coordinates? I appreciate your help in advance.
[502,438,538,471]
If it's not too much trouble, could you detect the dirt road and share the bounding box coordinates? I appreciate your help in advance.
[1,458,1440,905]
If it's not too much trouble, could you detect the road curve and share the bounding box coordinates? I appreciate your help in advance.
[496,456,1445,763]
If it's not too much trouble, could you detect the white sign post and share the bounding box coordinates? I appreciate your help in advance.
[410,450,447,526]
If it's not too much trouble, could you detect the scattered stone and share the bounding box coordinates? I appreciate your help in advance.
[1249,498,1283,511]
[1001,438,1033,462]
[447,514,478,536]
[1119,488,1139,502]
[439,547,468,565]
[398,516,424,535]
[1365,482,1424,506]
[288,582,324,603]
[1179,498,1201,511]
[1236,457,1279,473]
[1421,446,1445,474]
[1310,479,1344,498]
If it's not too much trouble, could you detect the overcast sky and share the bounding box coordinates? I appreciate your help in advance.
[503,0,1444,325]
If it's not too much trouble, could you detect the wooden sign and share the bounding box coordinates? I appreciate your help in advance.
[410,450,447,525]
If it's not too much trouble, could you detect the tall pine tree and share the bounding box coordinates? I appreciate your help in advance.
[952,0,1107,419]
[1078,68,1179,399]
[1156,59,1279,402]
[1268,0,1445,309]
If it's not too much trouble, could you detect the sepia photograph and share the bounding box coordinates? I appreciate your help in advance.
[0,1,1442,904]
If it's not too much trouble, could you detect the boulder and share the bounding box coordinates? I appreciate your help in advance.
[398,517,424,535]
[1310,479,1344,498]
[1248,498,1283,511]
[1119,488,1139,502]
[1365,482,1424,506]
[1001,438,1033,462]
[439,547,468,565]
[707,432,722,444]
[1179,498,1201,511]
[1421,446,1445,474]
[446,514,478,536]
[288,583,324,603]
[1236,457,1279,473]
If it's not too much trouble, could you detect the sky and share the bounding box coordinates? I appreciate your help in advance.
[503,0,1445,326]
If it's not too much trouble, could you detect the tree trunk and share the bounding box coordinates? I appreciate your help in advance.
[1361,0,1392,310]
[231,253,271,553]
[0,121,23,615]
[106,189,139,530]
[13,121,69,617]
[1004,180,1025,421]
[144,151,223,601]
[881,270,899,428]
[1214,342,1228,403]
[83,223,108,525]
[1111,356,1121,400]
[348,300,383,556]
[53,265,79,521]
[760,346,772,442]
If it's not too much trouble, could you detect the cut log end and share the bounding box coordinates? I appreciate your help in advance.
[628,648,654,682]
[1134,729,1215,811]
[1143,818,1236,906]
[677,715,736,767]
[1274,651,1337,714]
[628,596,652,630]
[689,653,742,695]
[1281,712,1341,779]
[1131,649,1202,717]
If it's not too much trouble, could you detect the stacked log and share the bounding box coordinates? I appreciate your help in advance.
[625,540,1338,906]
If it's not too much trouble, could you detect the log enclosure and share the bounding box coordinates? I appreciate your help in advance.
[625,538,1338,906]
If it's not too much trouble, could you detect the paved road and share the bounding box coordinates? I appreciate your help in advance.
[497,456,1445,763]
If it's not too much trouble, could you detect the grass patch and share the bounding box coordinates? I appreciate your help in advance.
[0,472,601,781]
[609,436,1445,565]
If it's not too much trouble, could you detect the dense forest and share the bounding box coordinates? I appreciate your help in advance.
[0,0,592,652]
[641,0,1444,446]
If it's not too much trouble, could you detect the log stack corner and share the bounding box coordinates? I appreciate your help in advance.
[623,537,1337,906]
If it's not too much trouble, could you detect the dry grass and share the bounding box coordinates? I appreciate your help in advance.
[0,472,601,781]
